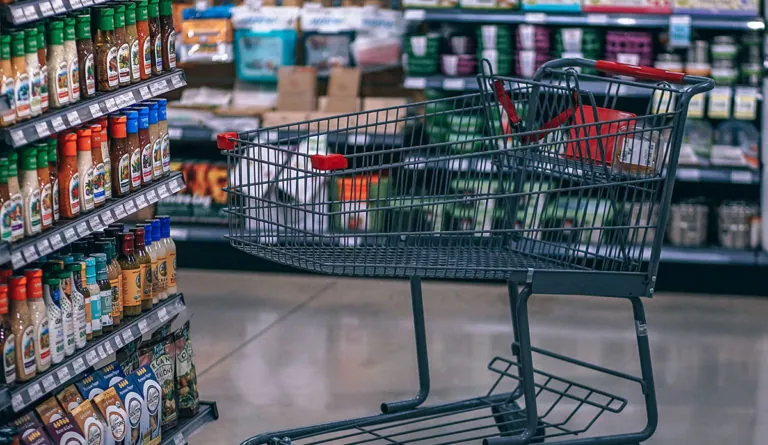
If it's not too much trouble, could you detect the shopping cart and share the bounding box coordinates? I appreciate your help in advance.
[218,58,713,445]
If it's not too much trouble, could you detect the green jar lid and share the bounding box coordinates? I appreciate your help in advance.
[7,152,17,177]
[159,0,172,16]
[64,17,76,41]
[0,36,10,61]
[24,28,37,54]
[48,20,64,45]
[35,143,48,166]
[20,146,37,171]
[126,2,136,25]
[148,0,159,18]
[0,158,8,185]
[76,14,91,39]
[47,139,57,162]
[115,4,126,28]
[36,23,46,50]
[10,32,25,58]
[99,7,115,31]
[136,0,148,21]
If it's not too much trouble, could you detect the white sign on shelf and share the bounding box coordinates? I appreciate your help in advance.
[11,8,24,22]
[50,234,64,250]
[85,349,98,365]
[11,130,26,147]
[11,394,23,412]
[158,185,170,198]
[72,358,86,374]
[101,211,115,225]
[104,342,114,355]
[75,221,89,236]
[105,98,118,112]
[524,13,547,23]
[158,307,168,322]
[442,78,465,91]
[731,170,754,184]
[122,330,135,344]
[42,375,56,392]
[135,195,148,208]
[146,190,159,203]
[51,0,65,13]
[22,5,37,21]
[39,1,54,16]
[28,383,43,401]
[37,240,52,256]
[11,252,23,268]
[138,319,149,333]
[113,335,123,349]
[89,103,103,119]
[22,246,37,262]
[403,77,427,90]
[64,228,77,242]
[35,122,51,138]
[81,0,93,6]
[171,76,184,88]
[403,9,425,21]
[89,216,104,231]
[114,204,127,219]
[51,116,66,132]
[68,0,83,8]
[173,433,185,445]
[57,366,71,383]
[125,200,137,214]
[66,111,81,126]
[586,14,609,25]
[139,86,151,99]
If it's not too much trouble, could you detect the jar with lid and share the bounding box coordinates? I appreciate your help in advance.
[36,24,48,112]
[68,262,90,342]
[126,2,140,83]
[148,219,167,299]
[160,216,177,295]
[9,275,35,382]
[148,0,162,75]
[64,17,80,103]
[11,31,31,120]
[47,20,69,108]
[142,104,155,184]
[118,232,141,317]
[96,7,118,92]
[76,128,95,213]
[115,4,131,87]
[153,99,170,175]
[48,139,59,223]
[20,146,41,236]
[0,35,16,126]
[90,125,106,207]
[23,269,50,373]
[24,28,41,117]
[0,283,14,384]
[109,114,130,196]
[76,13,96,98]
[8,152,23,241]
[136,0,152,79]
[159,0,176,71]
[0,158,11,242]
[42,277,64,364]
[130,226,152,311]
[125,110,141,191]
[58,132,80,218]
[35,143,52,231]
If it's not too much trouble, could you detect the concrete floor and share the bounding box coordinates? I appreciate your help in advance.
[178,269,768,445]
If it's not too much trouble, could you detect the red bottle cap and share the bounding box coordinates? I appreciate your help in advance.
[23,269,42,299]
[0,284,8,314]
[60,133,77,157]
[120,233,134,255]
[9,276,27,301]
[77,128,92,152]
[90,124,102,149]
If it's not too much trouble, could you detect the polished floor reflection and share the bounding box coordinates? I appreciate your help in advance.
[179,270,768,445]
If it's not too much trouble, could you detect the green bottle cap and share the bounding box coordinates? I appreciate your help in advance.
[36,24,45,51]
[76,15,91,40]
[48,20,64,46]
[115,4,126,28]
[24,29,37,54]
[0,36,10,61]
[20,146,37,171]
[10,32,24,58]
[7,152,17,178]
[159,0,172,16]
[148,0,159,18]
[47,139,57,162]
[35,143,48,167]
[136,0,148,21]
[126,2,137,25]
[0,158,8,184]
[99,7,115,31]
[64,17,76,41]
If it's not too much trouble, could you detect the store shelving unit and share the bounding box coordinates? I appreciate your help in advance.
[161,401,220,445]
[1,0,97,25]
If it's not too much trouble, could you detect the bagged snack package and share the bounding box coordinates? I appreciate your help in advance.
[76,373,108,400]
[71,400,112,445]
[117,338,141,375]
[138,337,177,431]
[174,321,199,417]
[12,414,45,444]
[56,385,84,413]
[100,362,127,387]
[114,378,146,445]
[20,427,53,445]
[130,365,161,445]
[35,397,65,424]
[43,415,86,444]
[92,388,128,445]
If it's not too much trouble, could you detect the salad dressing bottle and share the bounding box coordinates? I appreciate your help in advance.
[57,270,75,356]
[160,216,177,295]
[20,146,41,236]
[0,283,16,384]
[43,276,64,365]
[69,261,91,342]
[9,276,35,382]
[85,257,102,337]
[66,263,87,348]
[23,269,49,373]
[7,152,23,241]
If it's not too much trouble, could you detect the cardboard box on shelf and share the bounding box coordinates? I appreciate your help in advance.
[325,67,362,113]
[318,96,361,113]
[276,67,318,111]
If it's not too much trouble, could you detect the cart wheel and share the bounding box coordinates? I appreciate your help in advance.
[491,400,546,443]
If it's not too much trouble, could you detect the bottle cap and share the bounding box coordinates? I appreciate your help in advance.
[149,219,161,242]
[120,233,135,255]
[131,107,149,129]
[152,98,167,121]
[64,17,76,41]
[143,223,152,246]
[48,20,64,46]
[36,143,48,167]
[77,128,92,152]
[9,276,26,301]
[0,269,11,283]
[71,239,89,255]
[126,2,137,25]
[95,241,111,262]
[46,278,59,288]
[76,14,92,40]
[90,125,102,149]
[85,256,96,278]
[0,35,11,61]
[47,138,58,163]
[99,7,115,31]
[159,0,172,16]
[20,146,37,171]
[36,23,45,51]
[67,262,81,274]
[115,4,126,28]
[0,158,8,184]
[7,153,17,178]
[23,269,43,299]
[60,132,77,157]
[0,283,8,314]
[24,28,37,54]
[136,0,148,21]
[148,0,159,18]
[146,101,158,125]
[131,227,146,249]
[126,110,139,134]
[91,253,107,276]
[10,31,25,58]
[159,215,171,238]
[109,115,127,138]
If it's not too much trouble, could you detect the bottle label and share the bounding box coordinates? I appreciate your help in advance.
[69,58,80,101]
[39,65,48,110]
[110,277,121,319]
[167,31,177,69]
[107,47,119,87]
[91,294,101,332]
[155,255,165,290]
[21,326,35,375]
[162,134,170,172]
[26,187,41,234]
[68,173,80,215]
[29,66,41,114]
[103,161,112,199]
[118,154,131,194]
[55,61,69,103]
[154,37,162,71]
[85,53,96,95]
[142,38,152,76]
[122,268,141,307]
[82,167,94,211]
[142,143,153,183]
[101,289,113,327]
[48,301,64,363]
[40,182,52,227]
[151,138,162,178]
[36,317,51,365]
[159,256,167,289]
[1,77,15,124]
[118,43,130,83]
[140,263,151,301]
[52,178,59,221]
[10,193,23,239]
[61,293,75,354]
[15,72,30,117]
[3,333,15,384]
[93,162,106,204]
[70,288,86,349]
[130,149,141,188]
[107,406,128,442]
[131,40,140,80]
[0,200,13,241]
[168,252,177,289]
[150,258,158,296]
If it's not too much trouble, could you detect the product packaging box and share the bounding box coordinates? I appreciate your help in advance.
[276,67,318,111]
[115,378,146,445]
[521,0,579,11]
[672,0,757,15]
[70,400,111,445]
[35,398,65,424]
[582,0,671,13]
[92,388,129,445]
[20,428,53,445]
[43,415,87,445]
[131,365,162,445]
[101,362,127,388]
[56,385,85,413]
[76,373,108,400]
[12,414,45,443]
[325,67,361,113]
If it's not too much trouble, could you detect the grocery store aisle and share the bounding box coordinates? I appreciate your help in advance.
[178,270,768,445]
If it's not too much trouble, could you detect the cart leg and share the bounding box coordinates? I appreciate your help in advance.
[380,276,431,414]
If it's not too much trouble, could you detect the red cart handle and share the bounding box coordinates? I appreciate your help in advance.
[594,60,686,83]
[310,154,348,171]
[217,132,238,150]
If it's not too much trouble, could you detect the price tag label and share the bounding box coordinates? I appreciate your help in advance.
[122,330,135,344]
[403,77,426,90]
[524,12,547,23]
[81,0,93,6]
[75,221,89,236]
[11,8,24,23]
[23,246,37,262]
[68,0,82,8]
[11,251,23,268]
[158,185,170,198]
[708,87,732,119]
[39,1,54,16]
[89,216,104,231]
[89,103,103,118]
[172,177,185,192]
[138,319,149,333]
[35,122,51,138]
[586,14,608,25]
[668,15,691,48]
[105,98,117,112]
[158,307,168,322]
[146,190,158,203]
[50,234,64,250]
[149,82,162,95]
[442,78,465,91]
[57,366,71,382]
[171,75,184,88]
[114,204,127,219]
[121,93,136,107]
[734,87,758,120]
[22,5,37,21]
[104,342,114,355]
[28,383,43,401]
[96,345,105,359]
[168,127,182,140]
[37,240,52,256]
[86,349,98,365]
[139,86,151,99]
[731,170,754,184]
[403,9,425,21]
[64,228,77,242]
[125,200,137,214]
[51,0,65,13]
[51,116,66,132]
[42,375,56,392]
[11,394,24,412]
[66,111,81,126]
[11,130,26,147]
[135,195,148,208]
[113,335,123,349]
[101,211,115,225]
[73,358,86,374]
[173,433,185,445]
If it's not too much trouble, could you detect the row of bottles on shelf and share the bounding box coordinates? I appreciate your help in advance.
[0,98,171,242]
[0,0,177,126]
[0,217,177,384]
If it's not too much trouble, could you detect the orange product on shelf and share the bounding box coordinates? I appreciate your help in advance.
[58,132,81,218]
[76,128,95,212]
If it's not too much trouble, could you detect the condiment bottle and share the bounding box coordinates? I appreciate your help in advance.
[0,159,11,242]
[23,269,50,373]
[48,138,60,223]
[96,7,118,92]
[92,253,113,333]
[148,219,166,300]
[43,276,64,365]
[20,146,41,237]
[126,2,140,83]
[143,223,158,304]
[90,125,106,208]
[130,226,152,311]
[0,35,17,127]
[95,117,111,199]
[85,256,102,337]
[110,114,131,196]
[0,283,15,384]
[9,276,35,381]
[68,262,90,342]
[58,132,80,219]
[64,17,80,103]
[125,110,141,191]
[96,241,121,327]
[65,262,87,348]
[131,106,151,182]
[107,235,123,322]
[115,4,131,87]
[36,24,48,113]
[136,0,152,80]
[77,128,95,213]
[56,270,75,355]
[11,31,31,121]
[118,233,141,317]
[140,105,154,184]
[155,98,170,175]
[76,13,96,98]
[48,20,70,108]
[35,143,53,231]
[148,0,162,75]
[7,152,23,241]
[159,0,176,71]
[24,28,41,117]
[160,216,177,295]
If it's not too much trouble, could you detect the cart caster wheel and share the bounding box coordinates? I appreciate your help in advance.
[491,400,546,443]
